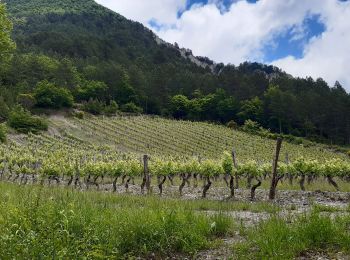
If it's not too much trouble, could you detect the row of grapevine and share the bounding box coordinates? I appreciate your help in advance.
[1,138,349,199]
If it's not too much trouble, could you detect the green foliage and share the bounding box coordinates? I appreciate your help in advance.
[7,106,48,133]
[238,96,263,123]
[104,100,118,115]
[34,80,74,108]
[236,212,350,259]
[75,80,107,101]
[82,99,119,116]
[0,124,6,143]
[170,95,190,119]
[0,96,10,121]
[221,151,233,175]
[0,3,15,65]
[121,102,143,114]
[17,93,36,110]
[0,0,350,145]
[0,182,233,258]
[241,119,260,134]
[82,99,105,115]
[71,110,84,119]
[226,120,238,129]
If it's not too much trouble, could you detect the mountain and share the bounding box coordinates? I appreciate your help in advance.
[1,0,350,145]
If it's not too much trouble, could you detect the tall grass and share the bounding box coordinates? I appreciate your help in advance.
[0,182,234,258]
[235,212,350,259]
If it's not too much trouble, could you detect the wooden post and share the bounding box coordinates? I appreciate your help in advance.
[232,149,239,189]
[143,155,151,194]
[269,138,283,200]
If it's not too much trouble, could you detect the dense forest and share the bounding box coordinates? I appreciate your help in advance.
[0,0,349,145]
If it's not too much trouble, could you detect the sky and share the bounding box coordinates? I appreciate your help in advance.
[95,0,350,92]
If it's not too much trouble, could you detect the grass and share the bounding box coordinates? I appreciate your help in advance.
[313,203,350,213]
[234,212,350,259]
[0,182,238,259]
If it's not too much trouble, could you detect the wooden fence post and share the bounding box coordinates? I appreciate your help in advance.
[269,138,283,200]
[143,154,151,194]
[231,149,239,189]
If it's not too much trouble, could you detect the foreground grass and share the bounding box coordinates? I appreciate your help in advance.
[0,182,238,259]
[235,212,350,259]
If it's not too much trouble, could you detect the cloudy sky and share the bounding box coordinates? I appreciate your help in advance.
[95,0,350,91]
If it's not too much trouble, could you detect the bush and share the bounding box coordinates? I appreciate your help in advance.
[226,120,238,129]
[7,106,48,134]
[17,94,36,110]
[241,119,260,134]
[0,96,10,121]
[121,102,143,114]
[82,99,105,115]
[0,124,6,143]
[104,100,118,115]
[347,150,350,158]
[71,110,84,119]
[34,80,74,109]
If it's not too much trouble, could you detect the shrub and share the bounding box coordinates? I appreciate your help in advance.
[7,106,48,134]
[71,110,84,119]
[34,80,74,109]
[17,94,36,110]
[121,102,143,114]
[82,99,105,115]
[241,119,260,134]
[0,96,10,121]
[226,120,238,129]
[0,124,6,143]
[104,100,119,115]
[347,150,350,158]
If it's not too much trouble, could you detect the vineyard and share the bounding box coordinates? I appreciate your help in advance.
[1,114,350,259]
[1,115,350,199]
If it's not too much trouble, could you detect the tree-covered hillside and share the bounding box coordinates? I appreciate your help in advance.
[0,0,350,145]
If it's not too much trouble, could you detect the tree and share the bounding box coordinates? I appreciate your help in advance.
[75,80,108,101]
[0,3,15,65]
[117,70,137,104]
[238,97,263,123]
[216,96,239,123]
[0,96,10,121]
[264,85,296,134]
[54,58,81,89]
[34,80,74,109]
[170,95,190,119]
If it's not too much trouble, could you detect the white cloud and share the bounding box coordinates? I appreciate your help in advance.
[156,0,316,63]
[273,0,350,90]
[94,0,186,25]
[95,0,350,91]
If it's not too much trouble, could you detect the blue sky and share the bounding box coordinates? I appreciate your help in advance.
[179,0,326,63]
[96,0,350,91]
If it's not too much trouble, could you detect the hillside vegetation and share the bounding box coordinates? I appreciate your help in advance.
[8,115,346,161]
[0,0,349,145]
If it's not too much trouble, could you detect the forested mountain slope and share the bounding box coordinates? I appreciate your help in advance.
[1,0,350,145]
